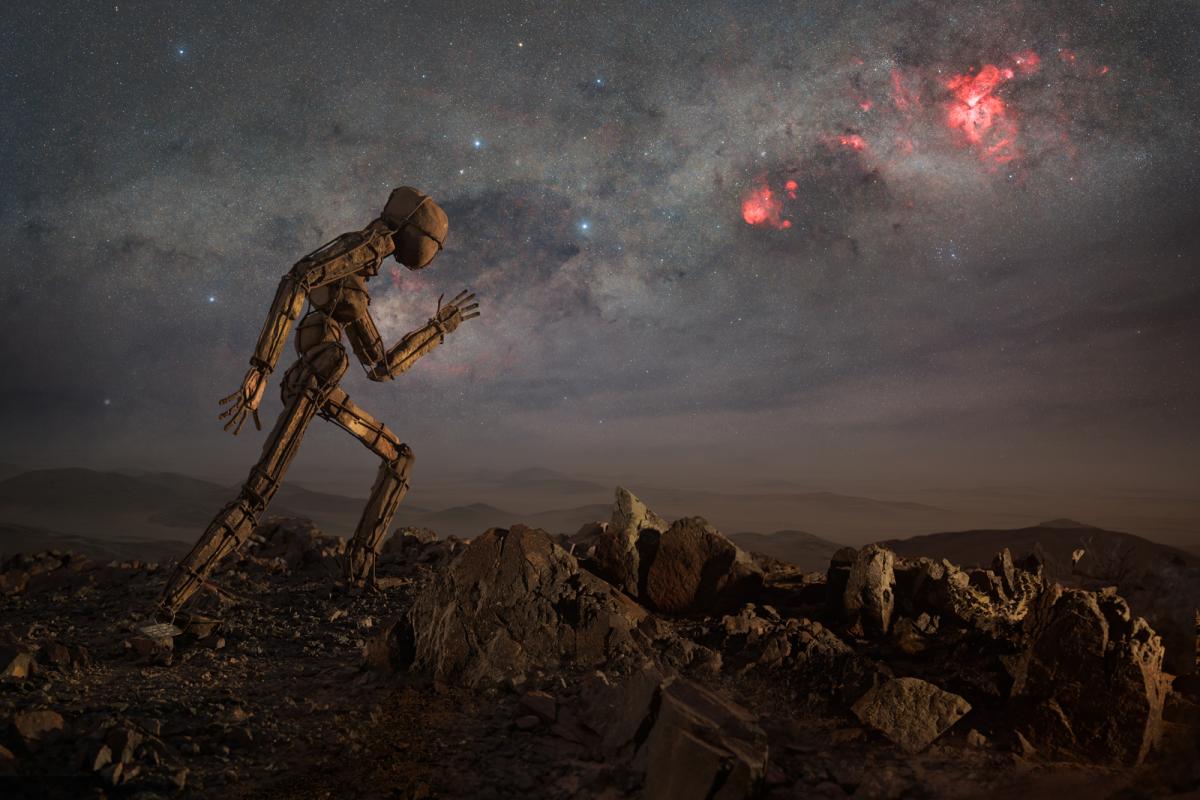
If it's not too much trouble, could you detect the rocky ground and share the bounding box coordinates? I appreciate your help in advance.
[1,491,1198,799]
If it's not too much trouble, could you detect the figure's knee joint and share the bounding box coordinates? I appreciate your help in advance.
[388,443,414,475]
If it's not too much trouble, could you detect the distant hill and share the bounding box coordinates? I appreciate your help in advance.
[729,530,843,572]
[879,521,1199,579]
[0,522,190,562]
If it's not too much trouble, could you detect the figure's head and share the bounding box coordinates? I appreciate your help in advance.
[381,186,449,269]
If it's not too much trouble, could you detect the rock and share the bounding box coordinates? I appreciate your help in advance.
[105,726,143,764]
[851,677,971,753]
[711,606,865,698]
[825,547,858,611]
[584,665,766,799]
[514,715,540,731]
[405,525,647,688]
[592,487,669,597]
[568,521,605,559]
[643,517,763,614]
[1008,585,1169,764]
[640,677,767,799]
[842,545,896,636]
[0,744,16,775]
[894,553,1043,639]
[519,690,557,722]
[381,526,439,554]
[11,709,65,744]
[966,729,989,748]
[889,617,926,655]
[0,645,36,679]
[129,633,174,664]
[90,743,113,772]
[249,517,346,571]
[99,761,124,787]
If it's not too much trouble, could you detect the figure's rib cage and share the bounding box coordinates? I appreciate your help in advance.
[250,219,396,374]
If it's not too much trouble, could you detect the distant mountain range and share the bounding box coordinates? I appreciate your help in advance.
[879,518,1200,580]
[728,530,843,572]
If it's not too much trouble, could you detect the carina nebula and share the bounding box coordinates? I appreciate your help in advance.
[0,0,1197,496]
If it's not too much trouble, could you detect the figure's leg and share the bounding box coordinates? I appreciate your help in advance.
[158,345,349,618]
[320,388,414,587]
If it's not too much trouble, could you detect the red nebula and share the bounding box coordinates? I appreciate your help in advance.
[890,68,920,111]
[945,63,1021,164]
[741,182,790,229]
[836,134,867,151]
[784,179,798,199]
[1012,50,1041,74]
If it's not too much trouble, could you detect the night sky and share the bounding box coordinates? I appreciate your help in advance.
[2,1,1198,499]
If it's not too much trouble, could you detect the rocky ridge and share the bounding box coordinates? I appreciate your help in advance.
[0,489,1196,798]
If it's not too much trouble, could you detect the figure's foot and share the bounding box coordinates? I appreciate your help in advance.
[341,546,379,591]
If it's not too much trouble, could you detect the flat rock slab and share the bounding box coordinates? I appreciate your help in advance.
[852,677,971,753]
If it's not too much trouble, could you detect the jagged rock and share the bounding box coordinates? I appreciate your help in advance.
[249,518,345,571]
[584,665,767,799]
[404,525,648,688]
[1008,585,1168,764]
[843,545,896,635]
[894,552,1043,638]
[592,487,670,597]
[644,517,763,614]
[713,605,862,697]
[11,709,65,744]
[851,677,971,753]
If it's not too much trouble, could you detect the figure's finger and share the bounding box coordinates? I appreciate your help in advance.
[450,289,471,304]
[232,413,247,436]
[461,302,479,312]
[462,311,481,321]
[222,408,244,432]
[218,404,238,420]
[252,409,262,431]
[219,392,238,406]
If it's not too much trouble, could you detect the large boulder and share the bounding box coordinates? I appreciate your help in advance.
[401,525,648,688]
[1008,585,1169,764]
[643,518,763,614]
[591,487,670,597]
[843,545,896,635]
[852,677,971,753]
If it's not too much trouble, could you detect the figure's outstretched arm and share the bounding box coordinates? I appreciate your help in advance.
[355,290,480,381]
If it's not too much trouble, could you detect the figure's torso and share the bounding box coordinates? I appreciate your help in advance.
[296,273,370,355]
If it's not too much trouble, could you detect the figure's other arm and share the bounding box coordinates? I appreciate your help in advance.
[352,290,480,382]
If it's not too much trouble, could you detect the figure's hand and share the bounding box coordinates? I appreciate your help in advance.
[433,289,480,335]
[218,367,268,435]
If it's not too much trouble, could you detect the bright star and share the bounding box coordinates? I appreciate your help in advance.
[208,295,216,303]
[473,139,482,149]
[579,221,590,231]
